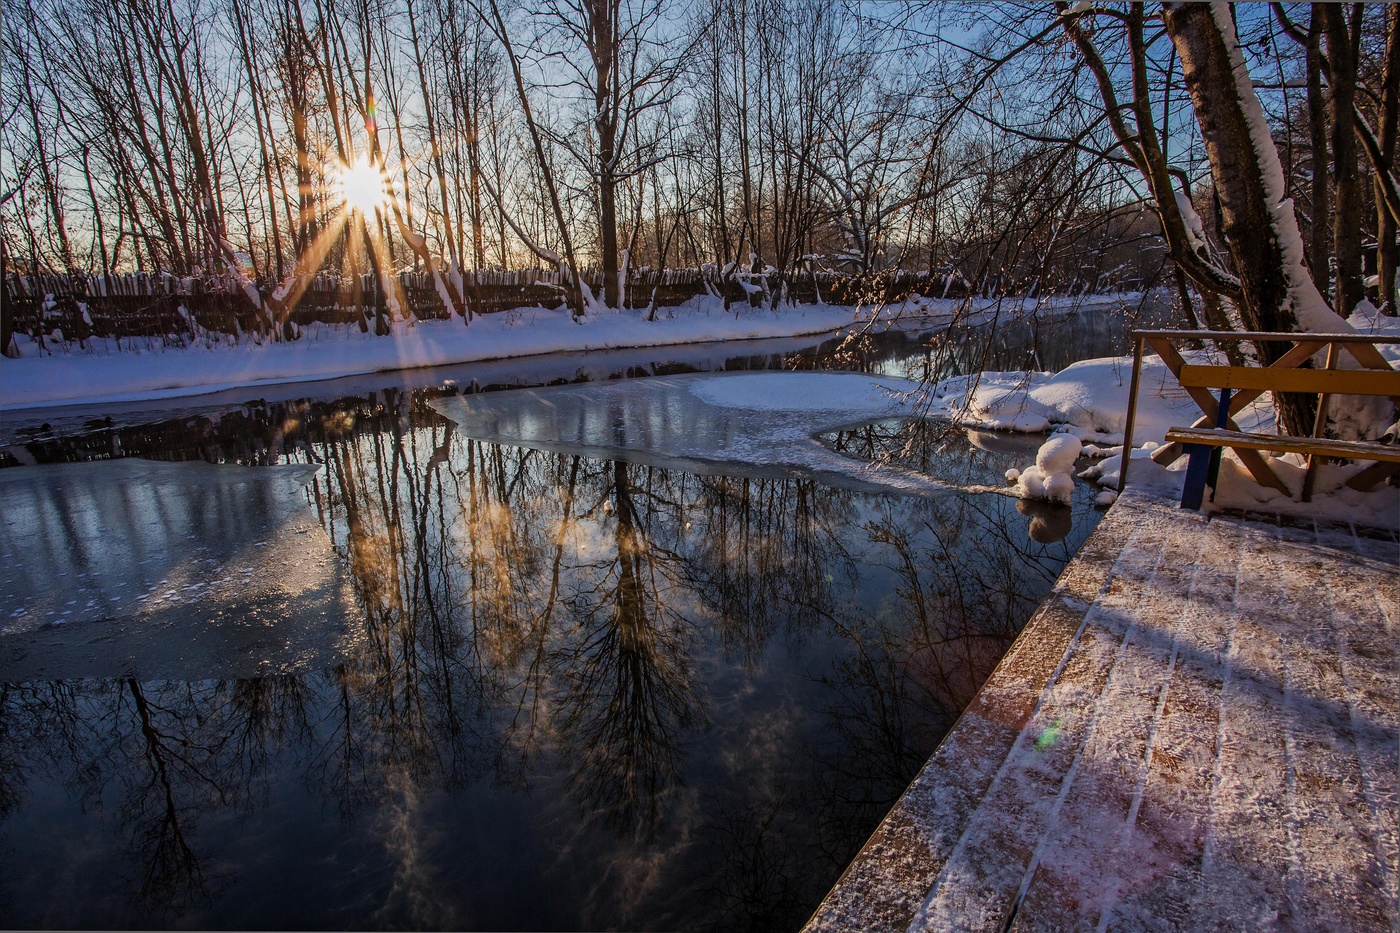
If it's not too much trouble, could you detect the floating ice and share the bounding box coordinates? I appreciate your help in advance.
[688,372,917,412]
[0,458,357,680]
[430,372,959,496]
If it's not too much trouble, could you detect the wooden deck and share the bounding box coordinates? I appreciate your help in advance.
[806,488,1399,932]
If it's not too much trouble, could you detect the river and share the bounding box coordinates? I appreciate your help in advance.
[0,296,1175,930]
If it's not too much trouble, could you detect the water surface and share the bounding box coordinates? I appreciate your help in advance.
[0,300,1172,930]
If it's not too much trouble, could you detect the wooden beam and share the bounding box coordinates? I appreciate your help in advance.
[1133,328,1400,345]
[1343,341,1400,373]
[1302,343,1342,503]
[1344,461,1400,490]
[1164,427,1400,462]
[1177,364,1400,396]
[1157,421,1291,492]
[1224,340,1329,414]
[1147,338,1222,421]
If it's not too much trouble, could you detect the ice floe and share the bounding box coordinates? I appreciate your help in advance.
[0,458,357,679]
[431,371,979,496]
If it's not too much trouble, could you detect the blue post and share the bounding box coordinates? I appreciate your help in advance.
[1206,387,1231,501]
[1181,443,1209,509]
[1180,387,1231,510]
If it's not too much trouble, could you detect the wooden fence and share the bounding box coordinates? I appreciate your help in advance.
[3,267,953,343]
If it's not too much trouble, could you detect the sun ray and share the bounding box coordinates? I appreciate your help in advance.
[265,153,422,331]
[268,209,351,322]
[362,210,413,328]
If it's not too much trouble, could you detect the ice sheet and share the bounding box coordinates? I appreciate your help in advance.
[0,458,358,680]
[430,372,962,496]
[688,372,919,412]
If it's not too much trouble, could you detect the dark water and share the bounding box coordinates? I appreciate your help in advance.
[0,299,1175,930]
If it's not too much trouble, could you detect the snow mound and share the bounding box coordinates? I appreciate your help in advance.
[1327,300,1400,443]
[926,353,1274,445]
[1010,434,1082,505]
[1348,300,1400,348]
[1036,434,1082,473]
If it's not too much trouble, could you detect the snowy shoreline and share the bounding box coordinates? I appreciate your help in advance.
[0,293,1130,412]
[922,302,1400,528]
[10,285,1391,527]
[1,300,866,411]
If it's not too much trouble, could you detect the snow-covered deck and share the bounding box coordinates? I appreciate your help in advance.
[806,487,1398,932]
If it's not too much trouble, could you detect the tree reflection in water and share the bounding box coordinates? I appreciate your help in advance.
[1,385,1100,930]
[552,460,704,837]
[0,674,319,918]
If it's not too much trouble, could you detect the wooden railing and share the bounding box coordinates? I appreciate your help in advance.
[1119,330,1400,506]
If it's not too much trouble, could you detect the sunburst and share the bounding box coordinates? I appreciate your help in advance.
[331,154,388,216]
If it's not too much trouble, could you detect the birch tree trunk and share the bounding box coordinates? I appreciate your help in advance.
[1377,4,1400,312]
[1162,2,1339,435]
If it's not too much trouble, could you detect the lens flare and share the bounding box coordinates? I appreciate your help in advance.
[333,155,386,215]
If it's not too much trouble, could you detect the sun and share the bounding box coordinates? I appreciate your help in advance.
[333,155,387,216]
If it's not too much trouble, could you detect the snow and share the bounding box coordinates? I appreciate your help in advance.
[1209,453,1400,530]
[927,334,1397,526]
[1078,441,1180,493]
[0,291,1146,412]
[1011,434,1083,505]
[809,485,1399,931]
[1,297,867,411]
[1210,2,1348,330]
[924,353,1273,444]
[1036,434,1083,474]
[1174,190,1209,255]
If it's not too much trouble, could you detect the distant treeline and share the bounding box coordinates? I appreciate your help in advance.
[5,0,1393,359]
[5,267,1055,343]
[2,0,1180,330]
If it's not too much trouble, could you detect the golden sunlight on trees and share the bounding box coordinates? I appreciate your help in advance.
[1,2,1396,350]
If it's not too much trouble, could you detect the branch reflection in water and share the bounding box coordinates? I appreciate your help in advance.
[2,381,1098,930]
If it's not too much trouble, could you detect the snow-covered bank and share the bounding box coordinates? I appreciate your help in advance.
[923,353,1275,443]
[0,291,1144,412]
[925,303,1400,443]
[929,305,1400,528]
[1,299,864,410]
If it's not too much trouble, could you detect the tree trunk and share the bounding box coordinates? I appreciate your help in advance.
[468,54,486,270]
[1163,3,1324,435]
[600,166,620,308]
[1306,8,1330,293]
[0,237,13,358]
[19,49,75,273]
[591,0,620,309]
[232,1,285,280]
[484,0,587,316]
[1378,4,1400,312]
[1323,3,1364,316]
